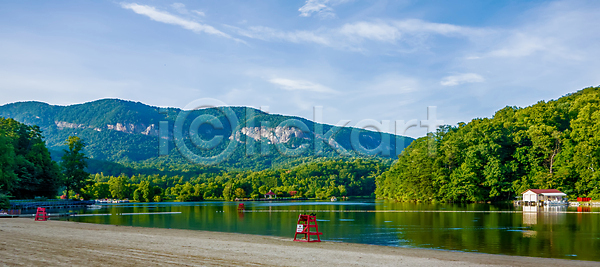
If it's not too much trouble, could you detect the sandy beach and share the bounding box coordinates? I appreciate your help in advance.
[0,218,597,267]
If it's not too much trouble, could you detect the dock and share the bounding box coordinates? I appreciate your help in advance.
[235,197,309,201]
[9,200,95,210]
[0,212,77,218]
[1,211,182,219]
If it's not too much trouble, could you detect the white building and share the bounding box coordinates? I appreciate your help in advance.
[522,189,567,206]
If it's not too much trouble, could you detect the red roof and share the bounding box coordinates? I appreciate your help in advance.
[522,189,564,194]
[265,190,275,195]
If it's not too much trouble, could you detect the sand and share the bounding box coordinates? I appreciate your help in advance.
[0,218,597,266]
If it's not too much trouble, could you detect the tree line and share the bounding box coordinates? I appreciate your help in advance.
[80,159,386,202]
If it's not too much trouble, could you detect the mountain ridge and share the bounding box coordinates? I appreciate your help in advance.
[0,98,414,173]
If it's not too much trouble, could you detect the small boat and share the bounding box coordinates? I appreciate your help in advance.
[546,200,568,206]
[330,196,337,202]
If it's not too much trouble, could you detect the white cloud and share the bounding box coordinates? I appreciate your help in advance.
[268,78,337,93]
[192,10,205,17]
[339,19,484,43]
[339,21,400,42]
[440,73,485,86]
[233,19,486,52]
[470,2,599,60]
[299,0,350,18]
[393,19,481,36]
[486,33,547,58]
[230,25,330,46]
[299,0,329,17]
[120,3,234,40]
[171,3,188,14]
[170,3,205,17]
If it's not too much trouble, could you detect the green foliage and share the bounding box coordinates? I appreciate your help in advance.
[108,174,131,199]
[376,87,600,202]
[80,182,110,199]
[0,134,16,193]
[79,158,386,201]
[234,188,246,199]
[0,117,61,198]
[132,181,163,202]
[61,136,90,199]
[171,182,203,202]
[0,193,10,209]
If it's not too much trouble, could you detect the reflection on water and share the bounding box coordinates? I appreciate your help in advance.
[522,206,567,225]
[522,230,537,238]
[523,206,538,225]
[61,200,600,261]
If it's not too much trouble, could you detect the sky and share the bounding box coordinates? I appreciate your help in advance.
[1,0,599,138]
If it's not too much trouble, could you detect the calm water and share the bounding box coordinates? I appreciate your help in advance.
[59,200,600,261]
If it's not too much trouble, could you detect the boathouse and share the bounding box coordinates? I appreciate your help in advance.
[522,189,567,205]
[264,190,276,199]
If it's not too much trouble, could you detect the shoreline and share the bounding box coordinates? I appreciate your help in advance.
[0,218,597,266]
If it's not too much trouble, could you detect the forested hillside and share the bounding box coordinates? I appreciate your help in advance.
[0,99,412,173]
[376,86,600,202]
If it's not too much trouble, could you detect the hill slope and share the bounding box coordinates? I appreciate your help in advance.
[376,86,600,201]
[0,99,413,174]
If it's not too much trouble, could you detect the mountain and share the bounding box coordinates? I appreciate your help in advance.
[0,99,413,174]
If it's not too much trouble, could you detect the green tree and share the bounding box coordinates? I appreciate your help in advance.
[0,134,16,194]
[109,174,130,199]
[81,182,110,199]
[222,182,234,201]
[0,193,10,209]
[0,118,61,199]
[234,188,246,198]
[258,185,268,195]
[61,136,90,199]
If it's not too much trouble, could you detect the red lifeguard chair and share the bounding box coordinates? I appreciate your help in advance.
[35,207,49,221]
[294,214,322,242]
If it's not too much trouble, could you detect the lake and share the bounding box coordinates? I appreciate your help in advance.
[60,200,600,261]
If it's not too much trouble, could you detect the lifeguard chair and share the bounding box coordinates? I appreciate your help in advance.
[35,207,49,221]
[294,214,322,242]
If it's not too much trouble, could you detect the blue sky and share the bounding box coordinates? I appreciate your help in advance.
[1,0,599,138]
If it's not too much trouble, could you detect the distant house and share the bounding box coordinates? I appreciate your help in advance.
[522,189,567,205]
[264,190,276,199]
